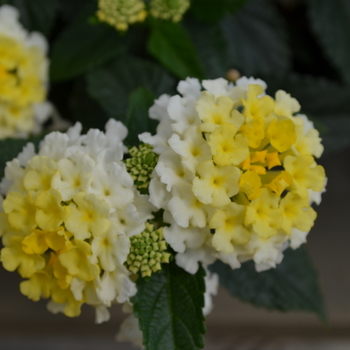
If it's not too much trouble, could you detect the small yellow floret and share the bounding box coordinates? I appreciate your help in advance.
[193,160,240,208]
[245,189,282,239]
[210,203,250,254]
[197,92,239,133]
[208,124,249,166]
[267,119,297,153]
[240,117,265,148]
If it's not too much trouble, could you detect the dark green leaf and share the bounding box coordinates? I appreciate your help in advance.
[0,136,42,179]
[210,247,327,321]
[125,88,157,147]
[86,54,175,123]
[69,78,110,132]
[0,0,59,35]
[220,0,291,77]
[184,18,229,79]
[58,0,87,21]
[319,116,350,156]
[132,262,206,350]
[50,2,125,81]
[307,0,350,84]
[191,0,247,22]
[147,20,204,80]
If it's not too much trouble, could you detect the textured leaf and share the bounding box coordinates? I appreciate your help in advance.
[132,262,206,350]
[191,0,247,22]
[125,88,157,147]
[147,20,204,80]
[210,247,327,321]
[319,116,350,156]
[0,0,59,35]
[58,0,87,21]
[307,0,350,85]
[50,2,125,81]
[184,18,229,79]
[69,78,110,132]
[220,0,291,77]
[86,54,175,123]
[0,136,42,179]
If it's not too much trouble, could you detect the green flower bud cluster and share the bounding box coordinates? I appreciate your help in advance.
[126,222,171,277]
[150,0,190,22]
[97,0,147,31]
[125,143,158,194]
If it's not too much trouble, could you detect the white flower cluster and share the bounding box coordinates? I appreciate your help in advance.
[0,119,153,322]
[140,77,326,273]
[0,5,52,139]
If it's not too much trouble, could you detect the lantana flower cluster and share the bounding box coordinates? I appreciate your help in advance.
[141,77,326,273]
[96,0,190,31]
[0,5,51,139]
[0,120,153,322]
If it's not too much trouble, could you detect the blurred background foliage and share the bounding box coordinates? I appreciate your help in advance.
[0,0,349,165]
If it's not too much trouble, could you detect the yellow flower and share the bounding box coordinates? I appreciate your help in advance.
[284,155,326,198]
[240,117,265,148]
[1,236,45,278]
[239,170,262,200]
[266,171,293,196]
[279,193,317,235]
[58,240,100,282]
[245,189,282,239]
[192,160,240,207]
[22,228,69,255]
[242,84,275,121]
[197,92,242,133]
[2,192,36,232]
[208,123,249,166]
[65,192,111,240]
[20,271,52,301]
[35,189,71,231]
[210,203,250,254]
[266,119,297,153]
[274,90,300,118]
[23,156,58,194]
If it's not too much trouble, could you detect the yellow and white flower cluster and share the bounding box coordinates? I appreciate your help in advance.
[0,120,153,322]
[141,77,326,273]
[0,5,51,139]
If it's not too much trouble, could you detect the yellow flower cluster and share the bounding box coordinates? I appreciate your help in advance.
[149,0,190,22]
[197,84,326,254]
[97,0,147,31]
[0,5,49,139]
[142,78,326,272]
[0,120,151,320]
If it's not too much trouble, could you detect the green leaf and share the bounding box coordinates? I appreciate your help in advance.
[50,2,125,81]
[58,0,87,21]
[69,78,110,132]
[307,0,350,85]
[191,0,247,22]
[210,247,327,321]
[0,0,59,35]
[184,18,229,79]
[220,0,291,77]
[125,88,157,147]
[147,20,204,80]
[0,136,43,179]
[132,262,206,350]
[86,54,175,123]
[318,116,350,156]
